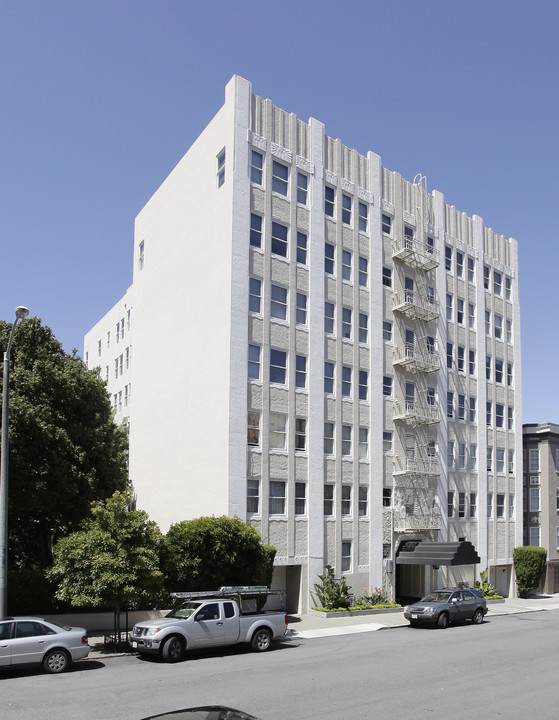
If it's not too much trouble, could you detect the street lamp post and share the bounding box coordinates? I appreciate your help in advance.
[0,306,29,618]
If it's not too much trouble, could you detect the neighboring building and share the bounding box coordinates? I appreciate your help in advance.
[522,423,559,593]
[84,75,522,611]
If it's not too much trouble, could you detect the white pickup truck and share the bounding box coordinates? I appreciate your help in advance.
[129,587,288,662]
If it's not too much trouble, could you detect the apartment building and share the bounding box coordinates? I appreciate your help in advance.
[522,423,559,593]
[84,75,522,611]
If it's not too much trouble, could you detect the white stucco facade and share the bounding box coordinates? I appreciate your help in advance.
[84,76,522,611]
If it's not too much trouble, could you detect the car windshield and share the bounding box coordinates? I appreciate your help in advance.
[166,602,201,619]
[421,592,452,603]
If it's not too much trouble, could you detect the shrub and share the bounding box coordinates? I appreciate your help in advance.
[514,546,547,597]
[473,569,501,598]
[311,565,351,610]
[359,586,391,605]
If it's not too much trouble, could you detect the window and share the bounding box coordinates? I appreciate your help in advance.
[296,231,307,264]
[446,294,453,321]
[496,448,505,473]
[295,482,306,514]
[341,425,352,455]
[324,423,334,454]
[295,355,307,389]
[487,493,493,519]
[248,344,261,380]
[324,185,335,217]
[529,448,539,472]
[269,480,286,514]
[494,314,503,340]
[467,256,475,283]
[459,491,466,517]
[114,358,118,379]
[296,292,307,325]
[495,358,504,384]
[487,446,493,471]
[470,492,477,518]
[249,277,262,314]
[269,414,286,449]
[325,242,335,274]
[530,487,540,511]
[359,427,369,458]
[383,376,393,397]
[380,320,391,343]
[270,348,287,384]
[445,246,452,272]
[383,488,392,507]
[447,391,454,418]
[469,397,476,423]
[124,384,129,407]
[508,449,515,473]
[509,494,515,519]
[486,401,492,426]
[495,403,504,429]
[448,442,454,469]
[341,485,351,515]
[458,394,465,421]
[296,172,308,204]
[217,148,225,187]
[270,284,288,320]
[382,266,392,288]
[506,319,512,343]
[505,276,512,301]
[342,194,352,224]
[271,221,288,258]
[125,346,130,369]
[448,491,455,518]
[508,407,514,430]
[470,445,477,471]
[250,213,263,248]
[427,387,436,407]
[247,412,260,446]
[341,307,352,339]
[507,362,513,386]
[483,265,490,290]
[493,271,502,296]
[446,342,453,369]
[250,149,263,184]
[295,418,306,451]
[468,303,475,329]
[459,443,466,469]
[426,336,435,355]
[358,256,368,287]
[360,313,369,344]
[359,370,368,401]
[247,479,260,514]
[486,355,491,381]
[272,160,288,195]
[341,366,352,397]
[383,431,393,453]
[359,486,368,516]
[324,484,334,515]
[97,339,101,356]
[358,202,368,232]
[325,302,335,334]
[457,345,465,372]
[456,298,464,325]
[138,240,145,270]
[529,526,540,546]
[456,251,464,278]
[382,213,392,235]
[342,250,352,281]
[341,541,352,572]
[469,350,476,376]
[324,362,335,394]
[485,310,491,336]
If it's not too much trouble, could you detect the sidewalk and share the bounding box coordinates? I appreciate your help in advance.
[86,592,559,657]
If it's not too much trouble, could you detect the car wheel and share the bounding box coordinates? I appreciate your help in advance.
[251,627,272,652]
[472,608,484,624]
[437,612,449,629]
[161,635,185,663]
[43,648,70,674]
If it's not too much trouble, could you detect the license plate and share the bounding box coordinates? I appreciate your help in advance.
[411,614,418,619]
[131,641,137,648]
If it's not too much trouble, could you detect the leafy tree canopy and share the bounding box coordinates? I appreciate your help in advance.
[0,317,128,568]
[160,516,276,592]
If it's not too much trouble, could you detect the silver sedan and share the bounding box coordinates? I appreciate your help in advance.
[0,617,90,673]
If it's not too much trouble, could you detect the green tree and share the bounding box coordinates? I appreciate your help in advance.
[48,490,164,637]
[513,546,547,597]
[0,317,128,568]
[160,516,276,592]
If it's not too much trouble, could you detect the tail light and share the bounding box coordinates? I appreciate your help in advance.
[81,635,89,645]
[284,615,288,626]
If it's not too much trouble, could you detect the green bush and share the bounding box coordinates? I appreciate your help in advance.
[359,586,391,605]
[513,546,547,597]
[311,565,351,610]
[473,569,501,598]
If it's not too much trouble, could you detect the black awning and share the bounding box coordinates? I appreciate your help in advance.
[395,540,480,566]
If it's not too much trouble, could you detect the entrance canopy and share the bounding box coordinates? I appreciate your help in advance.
[396,541,480,566]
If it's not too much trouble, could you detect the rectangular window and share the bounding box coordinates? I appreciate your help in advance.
[360,313,369,344]
[494,314,503,340]
[359,427,369,458]
[530,526,540,546]
[247,411,260,446]
[470,492,477,518]
[341,425,352,456]
[325,242,335,274]
[457,345,465,372]
[341,307,352,339]
[486,355,492,381]
[358,256,368,287]
[493,271,502,296]
[469,397,476,423]
[341,485,351,515]
[296,172,308,205]
[507,362,513,386]
[445,246,452,272]
[496,448,505,473]
[341,366,352,397]
[508,449,515,473]
[359,370,368,401]
[458,491,466,517]
[342,250,352,281]
[487,493,493,519]
[295,355,307,389]
[269,414,286,449]
[359,486,368,517]
[325,302,335,334]
[447,342,453,369]
[272,160,288,196]
[495,358,504,383]
[324,185,335,217]
[468,256,475,283]
[342,194,352,225]
[486,401,492,426]
[295,482,306,514]
[247,479,259,514]
[341,541,352,572]
[269,480,286,515]
[448,491,455,518]
[138,241,145,270]
[495,403,504,429]
[383,488,392,507]
[382,213,392,235]
[470,445,477,471]
[458,394,465,421]
[380,432,392,457]
[505,276,512,301]
[468,303,475,329]
[296,292,307,325]
[447,391,454,419]
[250,149,263,184]
[296,231,307,264]
[271,221,288,258]
[217,148,225,187]
[529,448,539,471]
[485,310,491,336]
[456,251,464,278]
[295,418,306,451]
[459,443,466,470]
[509,494,515,519]
[97,339,102,356]
[382,266,392,288]
[358,202,368,232]
[483,265,490,290]
[324,484,334,515]
[508,407,514,430]
[324,362,335,394]
[270,348,287,384]
[487,446,493,471]
[249,277,262,314]
[383,376,393,397]
[507,319,512,343]
[248,344,261,380]
[469,350,476,376]
[495,494,504,519]
[378,321,390,344]
[270,284,288,320]
[446,294,453,321]
[456,298,464,325]
[324,422,334,454]
[250,213,263,248]
[448,441,454,469]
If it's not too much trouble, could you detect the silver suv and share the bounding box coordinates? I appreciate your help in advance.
[403,587,487,629]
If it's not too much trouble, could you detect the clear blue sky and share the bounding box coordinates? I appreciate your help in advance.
[1,0,557,422]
